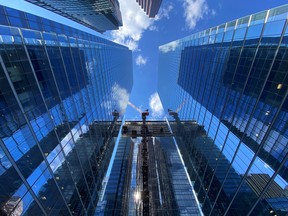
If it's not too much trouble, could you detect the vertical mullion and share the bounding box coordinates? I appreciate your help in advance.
[68,39,98,210]
[57,39,94,209]
[41,33,87,213]
[0,55,48,216]
[191,24,227,198]
[204,17,251,214]
[19,29,75,215]
[224,15,288,216]
[247,90,288,215]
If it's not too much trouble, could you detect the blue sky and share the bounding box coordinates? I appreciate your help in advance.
[111,0,287,188]
[108,0,288,120]
[1,0,287,120]
[0,0,287,206]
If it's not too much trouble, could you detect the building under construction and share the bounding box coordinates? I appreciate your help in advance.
[96,108,288,216]
[98,111,203,215]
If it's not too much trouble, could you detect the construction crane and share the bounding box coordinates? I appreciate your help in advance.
[112,109,119,118]
[140,109,149,216]
[125,101,151,215]
[168,98,188,120]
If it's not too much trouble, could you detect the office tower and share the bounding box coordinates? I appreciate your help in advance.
[158,4,288,216]
[136,0,162,18]
[0,4,132,216]
[24,0,123,33]
[99,119,203,215]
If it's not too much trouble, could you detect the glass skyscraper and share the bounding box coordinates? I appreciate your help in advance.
[136,0,162,18]
[0,4,132,216]
[97,120,203,215]
[24,0,123,33]
[158,4,288,216]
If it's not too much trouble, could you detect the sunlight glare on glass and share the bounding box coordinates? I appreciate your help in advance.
[134,191,141,202]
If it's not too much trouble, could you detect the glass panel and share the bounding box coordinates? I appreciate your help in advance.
[268,5,288,22]
[250,11,267,26]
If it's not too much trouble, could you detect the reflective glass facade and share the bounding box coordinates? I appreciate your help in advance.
[99,121,203,215]
[0,5,132,216]
[99,137,134,215]
[24,0,123,33]
[158,5,288,216]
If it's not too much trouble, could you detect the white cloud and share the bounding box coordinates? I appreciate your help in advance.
[183,0,209,30]
[159,41,179,53]
[102,83,130,114]
[149,25,158,31]
[112,83,130,114]
[149,92,164,119]
[211,9,216,16]
[110,1,173,51]
[136,55,147,66]
[155,4,173,20]
[110,0,152,51]
[101,100,112,111]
